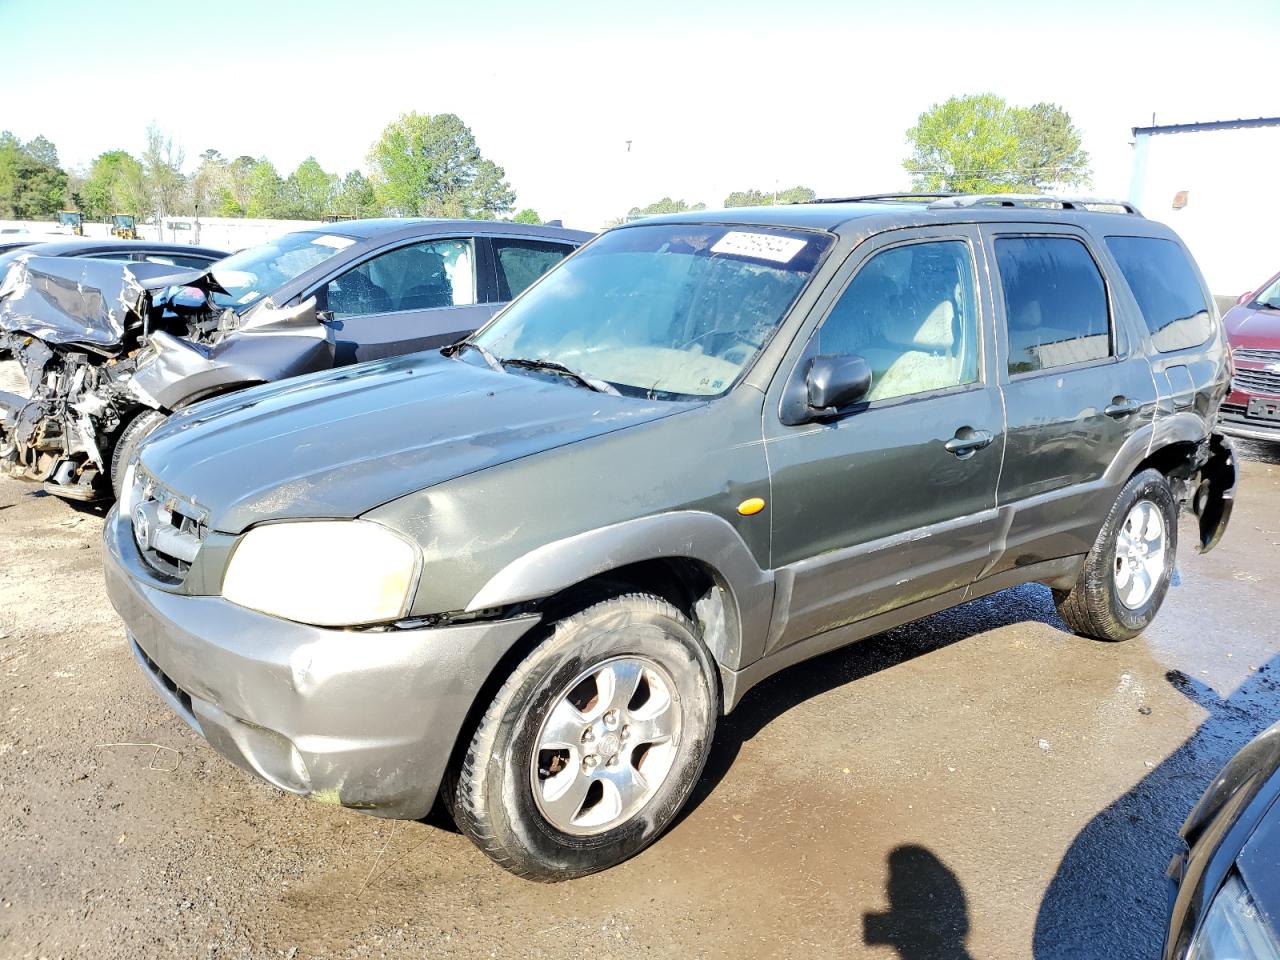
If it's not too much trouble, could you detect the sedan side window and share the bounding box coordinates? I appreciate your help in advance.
[996,236,1110,374]
[492,239,575,300]
[325,238,476,319]
[815,240,980,403]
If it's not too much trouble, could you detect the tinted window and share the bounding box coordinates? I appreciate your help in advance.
[996,237,1109,374]
[493,238,574,300]
[325,238,475,319]
[1105,236,1212,352]
[816,240,980,402]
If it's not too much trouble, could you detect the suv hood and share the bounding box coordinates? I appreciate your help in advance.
[139,351,695,533]
[1224,303,1280,349]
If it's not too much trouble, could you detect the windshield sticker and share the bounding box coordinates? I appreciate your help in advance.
[311,234,355,250]
[711,231,807,264]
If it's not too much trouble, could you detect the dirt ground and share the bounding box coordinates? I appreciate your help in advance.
[2,442,1278,960]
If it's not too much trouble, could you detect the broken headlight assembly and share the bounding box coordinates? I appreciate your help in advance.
[220,520,420,627]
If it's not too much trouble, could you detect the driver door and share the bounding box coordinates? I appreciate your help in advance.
[318,237,496,364]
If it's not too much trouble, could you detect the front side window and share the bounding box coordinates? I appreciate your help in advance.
[471,223,830,400]
[325,238,475,319]
[815,240,980,403]
[996,236,1110,375]
[493,238,574,300]
[1105,236,1212,352]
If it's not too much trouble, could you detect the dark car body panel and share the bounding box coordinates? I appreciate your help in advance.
[1164,723,1280,958]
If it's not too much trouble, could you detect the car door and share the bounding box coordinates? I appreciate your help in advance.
[980,226,1157,578]
[317,236,497,364]
[762,227,1005,652]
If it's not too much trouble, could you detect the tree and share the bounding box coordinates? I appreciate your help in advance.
[513,208,540,224]
[0,131,68,219]
[82,150,147,218]
[1014,103,1091,191]
[141,124,187,219]
[245,159,285,218]
[189,148,227,218]
[283,157,337,219]
[724,185,815,207]
[904,93,1090,194]
[627,197,706,217]
[333,170,379,219]
[215,155,257,216]
[368,112,516,218]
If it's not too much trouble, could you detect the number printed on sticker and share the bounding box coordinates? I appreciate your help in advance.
[710,231,807,264]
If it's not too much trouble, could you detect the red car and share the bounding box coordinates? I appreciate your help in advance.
[1220,269,1280,442]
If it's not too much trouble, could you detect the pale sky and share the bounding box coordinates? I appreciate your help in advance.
[2,0,1276,230]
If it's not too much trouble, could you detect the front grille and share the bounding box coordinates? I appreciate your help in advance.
[130,467,208,581]
[1232,347,1280,363]
[0,358,30,398]
[1232,367,1280,396]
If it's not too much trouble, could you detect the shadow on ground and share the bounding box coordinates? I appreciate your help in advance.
[864,844,976,959]
[1033,654,1280,959]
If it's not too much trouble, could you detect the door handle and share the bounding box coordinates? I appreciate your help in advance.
[1104,397,1141,419]
[944,427,994,459]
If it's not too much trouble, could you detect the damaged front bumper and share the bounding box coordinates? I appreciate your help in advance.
[103,506,540,819]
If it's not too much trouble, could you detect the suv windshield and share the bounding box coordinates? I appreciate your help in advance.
[1253,275,1280,310]
[470,223,831,399]
[209,231,355,310]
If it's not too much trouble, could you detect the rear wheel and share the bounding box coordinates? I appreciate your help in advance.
[1054,468,1178,642]
[110,410,167,499]
[450,594,717,881]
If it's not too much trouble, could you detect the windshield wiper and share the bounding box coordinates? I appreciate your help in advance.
[502,356,620,395]
[449,340,503,372]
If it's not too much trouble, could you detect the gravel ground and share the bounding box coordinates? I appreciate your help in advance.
[2,441,1278,960]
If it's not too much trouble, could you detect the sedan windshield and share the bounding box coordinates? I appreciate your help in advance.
[470,223,830,399]
[209,231,355,310]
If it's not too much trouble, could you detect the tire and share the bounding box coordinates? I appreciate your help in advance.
[1054,468,1178,642]
[450,594,718,881]
[110,410,168,500]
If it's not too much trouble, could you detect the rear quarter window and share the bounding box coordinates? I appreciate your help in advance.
[1104,236,1212,353]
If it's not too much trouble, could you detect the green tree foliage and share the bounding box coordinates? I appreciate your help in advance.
[0,131,68,218]
[513,208,540,224]
[189,148,227,217]
[282,157,337,219]
[723,185,816,207]
[627,197,706,218]
[215,156,257,216]
[246,159,285,218]
[141,124,187,219]
[368,112,515,218]
[904,93,1090,194]
[333,170,379,219]
[82,150,147,218]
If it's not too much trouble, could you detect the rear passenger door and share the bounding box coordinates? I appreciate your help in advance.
[982,226,1156,578]
[318,237,496,364]
[481,236,578,303]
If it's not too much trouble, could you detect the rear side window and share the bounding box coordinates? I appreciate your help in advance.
[996,236,1110,375]
[1105,236,1212,352]
[493,238,574,301]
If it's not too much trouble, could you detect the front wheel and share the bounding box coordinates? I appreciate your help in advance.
[1054,468,1178,642]
[450,594,717,881]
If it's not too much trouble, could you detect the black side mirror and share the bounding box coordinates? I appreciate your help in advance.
[806,354,872,412]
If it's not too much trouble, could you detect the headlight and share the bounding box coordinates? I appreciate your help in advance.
[116,462,138,513]
[221,520,419,627]
[1188,873,1280,960]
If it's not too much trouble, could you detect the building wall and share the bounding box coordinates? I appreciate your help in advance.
[1130,123,1280,299]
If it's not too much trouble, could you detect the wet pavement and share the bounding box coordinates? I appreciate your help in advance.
[1,441,1278,959]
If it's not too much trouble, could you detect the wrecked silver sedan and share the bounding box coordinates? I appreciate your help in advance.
[0,219,589,501]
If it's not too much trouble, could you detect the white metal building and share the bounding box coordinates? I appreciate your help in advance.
[1128,117,1280,302]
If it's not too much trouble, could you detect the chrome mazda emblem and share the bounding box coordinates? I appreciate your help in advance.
[132,504,151,550]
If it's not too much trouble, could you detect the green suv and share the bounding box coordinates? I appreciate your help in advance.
[104,194,1237,880]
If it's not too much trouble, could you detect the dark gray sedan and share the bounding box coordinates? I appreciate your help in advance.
[0,218,590,501]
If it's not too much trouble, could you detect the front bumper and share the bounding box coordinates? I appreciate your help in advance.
[103,506,540,820]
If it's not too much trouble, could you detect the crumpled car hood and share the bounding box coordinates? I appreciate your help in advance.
[0,256,209,354]
[140,351,696,533]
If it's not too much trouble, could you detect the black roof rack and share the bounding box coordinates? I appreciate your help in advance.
[927,194,1143,215]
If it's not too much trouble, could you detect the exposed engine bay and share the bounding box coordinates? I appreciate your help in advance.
[0,256,331,500]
